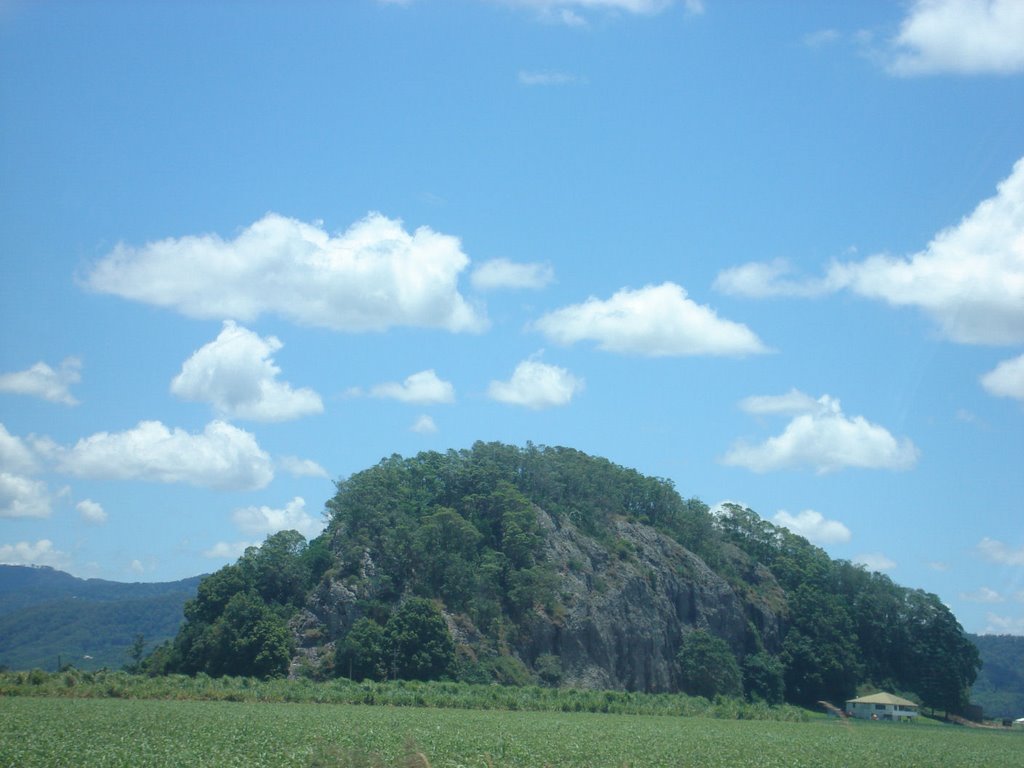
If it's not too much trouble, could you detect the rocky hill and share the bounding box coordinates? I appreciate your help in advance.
[150,442,980,712]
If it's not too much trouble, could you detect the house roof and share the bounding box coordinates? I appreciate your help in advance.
[845,692,919,707]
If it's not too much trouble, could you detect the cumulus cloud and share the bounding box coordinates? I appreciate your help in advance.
[471,258,555,289]
[715,157,1024,346]
[0,423,39,475]
[370,370,455,404]
[232,496,324,539]
[76,499,107,525]
[0,472,52,518]
[278,456,329,479]
[887,0,1024,76]
[977,537,1024,565]
[488,359,584,409]
[981,353,1024,400]
[202,541,257,560]
[0,424,53,518]
[171,321,323,422]
[411,414,439,434]
[0,539,70,569]
[961,586,1005,603]
[86,212,486,334]
[536,283,769,357]
[772,509,852,546]
[0,357,81,405]
[56,420,274,491]
[723,392,919,473]
[855,553,897,572]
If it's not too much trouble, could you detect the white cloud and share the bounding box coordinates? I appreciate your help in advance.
[202,541,257,560]
[961,586,1005,603]
[471,258,555,289]
[76,499,107,525]
[739,389,821,416]
[888,0,1024,76]
[714,259,836,299]
[855,553,897,572]
[57,420,274,491]
[716,157,1024,346]
[0,357,81,405]
[0,472,52,518]
[983,612,1024,634]
[929,561,951,572]
[518,71,582,86]
[232,496,324,539]
[0,539,70,569]
[488,359,584,409]
[370,370,455,404]
[278,455,329,479]
[772,509,852,545]
[981,353,1024,400]
[977,537,1024,565]
[0,423,39,475]
[411,414,439,434]
[129,559,145,575]
[724,392,919,474]
[536,283,769,357]
[171,320,323,422]
[505,0,678,17]
[86,212,486,334]
[803,29,840,48]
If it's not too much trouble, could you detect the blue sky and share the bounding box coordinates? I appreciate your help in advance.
[1,0,1022,636]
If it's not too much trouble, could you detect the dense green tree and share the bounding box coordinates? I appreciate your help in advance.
[336,617,387,681]
[413,507,481,608]
[677,629,742,700]
[384,598,454,681]
[742,651,784,704]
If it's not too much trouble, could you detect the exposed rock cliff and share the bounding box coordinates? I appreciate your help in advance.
[302,504,784,692]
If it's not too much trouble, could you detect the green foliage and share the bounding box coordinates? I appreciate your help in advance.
[677,629,742,700]
[382,598,454,682]
[969,633,1024,719]
[336,618,387,682]
[534,653,563,686]
[742,651,785,704]
[0,567,201,672]
[159,530,313,679]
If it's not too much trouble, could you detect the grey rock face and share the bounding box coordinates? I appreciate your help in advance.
[520,512,769,692]
[300,507,782,692]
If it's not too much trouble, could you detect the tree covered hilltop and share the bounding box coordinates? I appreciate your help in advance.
[148,442,979,713]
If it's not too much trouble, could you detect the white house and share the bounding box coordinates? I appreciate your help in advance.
[845,692,919,721]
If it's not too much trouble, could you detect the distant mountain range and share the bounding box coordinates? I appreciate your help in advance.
[0,565,204,671]
[967,633,1024,719]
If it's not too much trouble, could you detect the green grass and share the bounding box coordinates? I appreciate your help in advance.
[1,697,1020,768]
[0,670,808,720]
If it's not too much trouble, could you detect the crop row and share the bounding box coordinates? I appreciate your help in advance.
[1,697,1021,768]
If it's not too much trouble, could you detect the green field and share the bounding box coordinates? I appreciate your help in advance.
[1,697,1020,768]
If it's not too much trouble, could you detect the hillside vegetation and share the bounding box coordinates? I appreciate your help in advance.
[0,566,203,671]
[149,442,980,713]
[969,633,1024,718]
